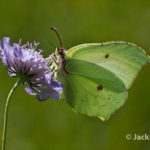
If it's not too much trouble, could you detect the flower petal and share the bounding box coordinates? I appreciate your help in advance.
[25,86,36,95]
[0,40,2,50]
[36,91,51,101]
[13,43,22,57]
[50,79,64,93]
[36,87,61,101]
[3,37,11,50]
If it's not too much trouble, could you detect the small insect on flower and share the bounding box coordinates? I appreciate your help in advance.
[0,37,63,101]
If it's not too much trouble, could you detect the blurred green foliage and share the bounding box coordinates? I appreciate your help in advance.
[0,0,150,150]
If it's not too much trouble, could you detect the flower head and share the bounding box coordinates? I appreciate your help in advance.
[0,37,63,101]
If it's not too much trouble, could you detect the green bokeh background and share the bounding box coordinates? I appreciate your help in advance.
[0,0,150,150]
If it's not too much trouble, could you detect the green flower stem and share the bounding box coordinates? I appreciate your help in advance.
[1,79,21,150]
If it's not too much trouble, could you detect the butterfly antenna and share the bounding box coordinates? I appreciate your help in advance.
[50,27,64,50]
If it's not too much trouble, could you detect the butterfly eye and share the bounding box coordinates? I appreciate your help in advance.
[105,54,109,58]
[58,48,65,58]
[97,85,103,90]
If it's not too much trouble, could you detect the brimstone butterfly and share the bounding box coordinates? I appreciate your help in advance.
[50,28,150,121]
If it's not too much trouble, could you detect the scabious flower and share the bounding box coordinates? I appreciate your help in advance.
[0,37,63,101]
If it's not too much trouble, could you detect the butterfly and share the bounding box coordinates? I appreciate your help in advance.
[50,28,150,121]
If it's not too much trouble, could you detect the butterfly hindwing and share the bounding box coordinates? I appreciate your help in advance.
[60,68,127,120]
[59,59,128,120]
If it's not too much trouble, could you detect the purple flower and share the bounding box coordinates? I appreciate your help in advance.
[0,37,63,101]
